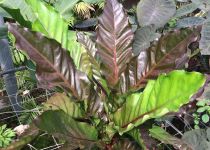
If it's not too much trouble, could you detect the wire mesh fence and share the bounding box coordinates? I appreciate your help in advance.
[0,67,63,150]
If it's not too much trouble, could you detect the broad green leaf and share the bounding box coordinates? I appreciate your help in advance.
[176,17,205,28]
[35,110,98,148]
[96,0,133,87]
[200,20,210,55]
[149,125,191,149]
[137,0,176,28]
[113,70,205,134]
[174,3,198,18]
[54,0,79,21]
[25,0,69,49]
[0,0,36,22]
[132,25,161,56]
[44,93,85,118]
[8,24,89,100]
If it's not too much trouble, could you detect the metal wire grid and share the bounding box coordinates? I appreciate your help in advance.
[0,70,63,150]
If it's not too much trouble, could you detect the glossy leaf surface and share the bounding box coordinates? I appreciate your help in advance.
[1,0,84,67]
[96,0,133,87]
[8,24,88,99]
[77,32,100,78]
[132,28,199,89]
[137,0,176,28]
[113,70,205,134]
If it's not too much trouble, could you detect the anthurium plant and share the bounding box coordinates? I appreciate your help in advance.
[0,0,208,149]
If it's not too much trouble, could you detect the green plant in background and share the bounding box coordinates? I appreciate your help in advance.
[19,96,41,125]
[0,124,15,148]
[193,100,210,129]
[8,32,26,66]
[0,0,209,149]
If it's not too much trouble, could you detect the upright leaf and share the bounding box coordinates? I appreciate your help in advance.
[77,32,100,79]
[25,0,70,49]
[8,24,89,99]
[132,28,199,89]
[96,0,134,87]
[54,0,79,21]
[137,0,176,28]
[113,70,205,134]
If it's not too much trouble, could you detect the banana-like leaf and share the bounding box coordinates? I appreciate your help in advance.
[132,28,199,89]
[54,0,79,21]
[149,125,192,149]
[35,110,99,149]
[8,24,89,100]
[96,0,133,87]
[0,0,36,22]
[132,25,161,56]
[176,17,205,28]
[137,0,176,28]
[25,0,72,50]
[113,70,205,134]
[174,3,198,18]
[199,20,210,55]
[44,93,85,118]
